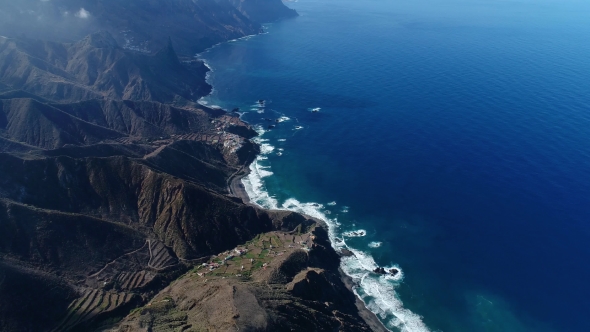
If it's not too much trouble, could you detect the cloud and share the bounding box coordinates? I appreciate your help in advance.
[75,8,90,19]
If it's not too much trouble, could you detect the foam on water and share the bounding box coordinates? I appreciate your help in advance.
[242,158,278,208]
[240,129,431,332]
[277,116,291,122]
[278,139,287,142]
[260,143,274,154]
[369,241,382,248]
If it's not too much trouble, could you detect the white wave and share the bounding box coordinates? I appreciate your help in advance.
[294,126,304,130]
[361,275,428,331]
[369,241,382,248]
[252,125,266,136]
[343,229,367,238]
[201,60,213,71]
[260,144,274,155]
[242,158,278,208]
[277,116,291,122]
[341,249,427,331]
[310,107,321,112]
[327,201,337,206]
[278,139,287,142]
[257,109,265,114]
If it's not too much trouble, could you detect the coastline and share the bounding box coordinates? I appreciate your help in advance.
[226,149,390,331]
[202,15,391,332]
[228,139,391,332]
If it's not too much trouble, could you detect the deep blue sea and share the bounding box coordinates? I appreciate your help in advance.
[199,0,590,330]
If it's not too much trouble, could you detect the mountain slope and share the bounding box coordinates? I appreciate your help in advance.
[0,33,211,104]
[0,0,262,55]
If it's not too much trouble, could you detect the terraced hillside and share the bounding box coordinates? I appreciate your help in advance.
[113,224,382,332]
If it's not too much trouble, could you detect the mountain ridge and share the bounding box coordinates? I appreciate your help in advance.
[0,1,388,331]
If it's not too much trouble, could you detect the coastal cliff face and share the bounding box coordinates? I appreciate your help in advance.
[0,1,383,331]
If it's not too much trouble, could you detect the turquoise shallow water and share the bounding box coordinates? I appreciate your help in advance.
[199,0,590,330]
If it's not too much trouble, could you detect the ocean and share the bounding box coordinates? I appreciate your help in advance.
[198,0,590,330]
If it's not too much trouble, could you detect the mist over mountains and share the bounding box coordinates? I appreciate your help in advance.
[0,0,297,55]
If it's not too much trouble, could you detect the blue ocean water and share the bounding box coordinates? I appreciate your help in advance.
[199,0,590,330]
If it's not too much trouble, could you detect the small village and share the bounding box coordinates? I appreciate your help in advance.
[110,113,248,156]
[189,230,317,280]
[168,114,247,154]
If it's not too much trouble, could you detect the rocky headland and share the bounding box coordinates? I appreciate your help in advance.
[0,1,385,331]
